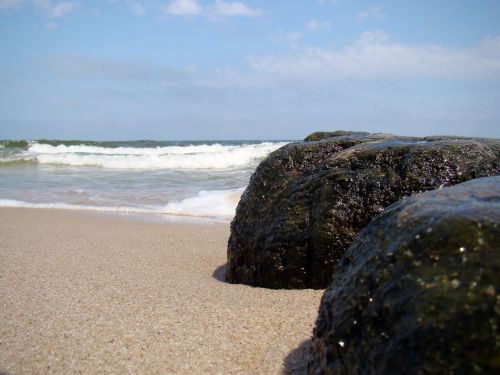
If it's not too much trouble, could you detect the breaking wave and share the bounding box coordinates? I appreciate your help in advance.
[0,139,287,221]
[0,141,287,170]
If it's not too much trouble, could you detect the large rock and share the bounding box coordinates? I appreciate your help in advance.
[226,132,500,289]
[304,131,369,142]
[309,176,500,374]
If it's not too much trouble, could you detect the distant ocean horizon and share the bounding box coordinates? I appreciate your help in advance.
[0,139,291,222]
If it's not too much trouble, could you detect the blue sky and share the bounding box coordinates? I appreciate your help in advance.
[1,0,499,140]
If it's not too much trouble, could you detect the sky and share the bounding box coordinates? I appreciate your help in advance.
[0,0,499,140]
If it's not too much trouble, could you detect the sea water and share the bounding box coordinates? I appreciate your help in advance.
[0,140,289,222]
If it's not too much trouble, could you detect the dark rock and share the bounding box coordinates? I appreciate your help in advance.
[309,176,500,374]
[304,131,370,142]
[226,132,500,289]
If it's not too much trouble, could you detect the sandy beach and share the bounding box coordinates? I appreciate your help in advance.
[0,207,323,374]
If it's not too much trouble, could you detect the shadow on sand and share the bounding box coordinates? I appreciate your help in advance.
[281,338,312,374]
[212,263,228,283]
[213,263,313,374]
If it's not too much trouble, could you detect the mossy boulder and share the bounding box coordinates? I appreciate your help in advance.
[309,176,500,374]
[226,132,500,289]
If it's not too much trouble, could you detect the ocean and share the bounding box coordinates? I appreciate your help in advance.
[0,140,289,222]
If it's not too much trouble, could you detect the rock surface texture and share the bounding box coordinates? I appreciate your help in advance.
[303,131,369,142]
[226,132,500,289]
[309,176,500,374]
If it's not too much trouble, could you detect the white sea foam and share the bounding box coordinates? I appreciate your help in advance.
[1,141,281,221]
[29,143,275,155]
[163,189,243,219]
[0,188,243,221]
[28,142,287,170]
[0,152,36,164]
[0,199,155,214]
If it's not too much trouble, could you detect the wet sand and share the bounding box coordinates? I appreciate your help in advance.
[0,208,322,374]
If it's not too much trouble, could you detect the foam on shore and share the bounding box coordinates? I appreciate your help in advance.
[0,188,244,222]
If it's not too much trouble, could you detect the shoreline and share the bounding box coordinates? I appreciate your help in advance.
[0,207,322,374]
[0,203,234,226]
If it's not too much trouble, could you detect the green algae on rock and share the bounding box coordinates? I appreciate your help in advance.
[309,176,500,374]
[226,132,500,289]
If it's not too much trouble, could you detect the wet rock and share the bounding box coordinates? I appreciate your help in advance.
[309,176,500,374]
[304,131,369,142]
[226,132,500,289]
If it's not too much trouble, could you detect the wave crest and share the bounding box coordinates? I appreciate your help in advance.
[29,142,287,170]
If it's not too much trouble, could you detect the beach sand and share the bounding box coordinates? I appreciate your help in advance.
[0,208,323,374]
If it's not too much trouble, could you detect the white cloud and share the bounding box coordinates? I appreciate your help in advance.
[32,0,80,18]
[306,19,331,31]
[0,0,25,10]
[250,31,500,80]
[50,1,79,18]
[164,0,202,16]
[210,0,262,17]
[164,0,262,18]
[358,5,386,21]
[5,0,263,19]
[317,0,343,4]
[130,2,146,16]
